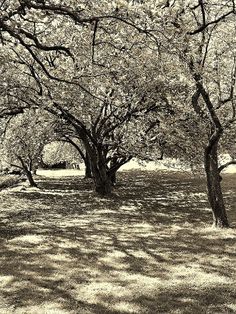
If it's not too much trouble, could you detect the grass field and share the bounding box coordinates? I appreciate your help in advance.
[0,170,235,314]
[0,175,21,190]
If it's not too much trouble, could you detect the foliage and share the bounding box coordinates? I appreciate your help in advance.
[3,110,55,172]
[42,140,82,167]
[0,0,236,221]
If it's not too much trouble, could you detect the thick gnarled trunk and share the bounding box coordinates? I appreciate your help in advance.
[88,145,113,196]
[93,172,112,195]
[92,164,112,195]
[204,144,229,228]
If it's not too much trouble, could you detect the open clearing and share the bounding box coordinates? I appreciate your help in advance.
[0,170,235,314]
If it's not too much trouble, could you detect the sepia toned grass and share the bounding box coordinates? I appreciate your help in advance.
[0,175,22,191]
[0,170,235,314]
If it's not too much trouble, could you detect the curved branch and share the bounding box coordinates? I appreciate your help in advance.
[218,160,236,173]
[188,9,235,35]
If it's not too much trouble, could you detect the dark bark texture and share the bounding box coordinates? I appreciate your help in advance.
[204,144,229,228]
[84,152,93,179]
[25,169,38,187]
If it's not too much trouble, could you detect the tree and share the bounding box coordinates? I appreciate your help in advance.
[183,2,235,227]
[1,0,235,225]
[139,0,236,227]
[1,3,174,195]
[106,0,236,225]
[3,110,54,187]
[0,1,143,193]
[42,140,82,169]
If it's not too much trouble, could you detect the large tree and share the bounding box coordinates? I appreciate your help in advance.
[138,0,236,227]
[1,2,173,195]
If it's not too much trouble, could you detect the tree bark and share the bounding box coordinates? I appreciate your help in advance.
[91,161,112,195]
[88,146,113,195]
[25,169,38,187]
[84,152,93,178]
[109,157,117,186]
[16,155,38,187]
[93,170,112,195]
[110,170,117,186]
[204,143,229,228]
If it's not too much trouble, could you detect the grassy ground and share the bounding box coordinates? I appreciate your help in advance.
[0,175,22,190]
[0,170,235,314]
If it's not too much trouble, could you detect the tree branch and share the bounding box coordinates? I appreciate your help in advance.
[188,9,235,35]
[218,160,236,173]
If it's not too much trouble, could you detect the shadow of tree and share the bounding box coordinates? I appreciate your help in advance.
[0,171,235,313]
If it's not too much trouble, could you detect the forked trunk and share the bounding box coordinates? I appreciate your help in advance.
[204,144,229,228]
[16,155,38,187]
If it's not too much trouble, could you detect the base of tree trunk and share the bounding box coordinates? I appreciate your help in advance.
[204,143,230,228]
[28,181,38,188]
[212,217,230,228]
[95,181,112,196]
[84,174,93,179]
[25,171,38,187]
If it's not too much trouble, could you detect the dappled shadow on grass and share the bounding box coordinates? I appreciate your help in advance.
[0,171,235,313]
[0,175,22,191]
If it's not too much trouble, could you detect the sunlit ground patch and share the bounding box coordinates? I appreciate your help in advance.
[194,225,236,239]
[8,234,46,245]
[13,303,74,314]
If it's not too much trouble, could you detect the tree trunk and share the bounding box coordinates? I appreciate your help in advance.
[88,146,112,196]
[84,152,93,178]
[109,157,117,186]
[93,170,112,195]
[25,169,38,187]
[204,143,229,228]
[16,155,38,187]
[110,170,117,186]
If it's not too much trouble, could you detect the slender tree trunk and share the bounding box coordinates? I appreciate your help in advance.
[16,155,38,187]
[25,169,38,187]
[190,78,229,227]
[204,143,229,228]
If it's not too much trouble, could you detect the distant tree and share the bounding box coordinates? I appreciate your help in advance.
[3,110,54,187]
[42,140,82,169]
